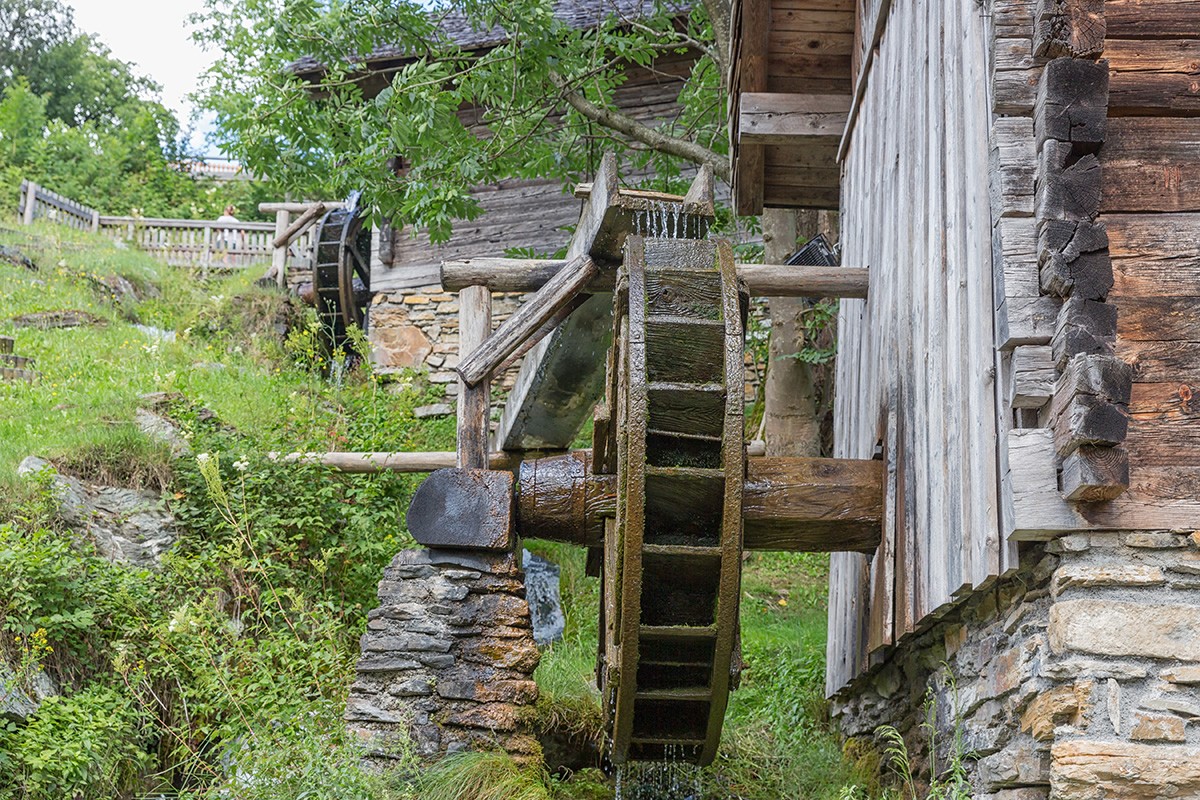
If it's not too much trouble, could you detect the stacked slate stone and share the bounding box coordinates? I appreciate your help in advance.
[831,530,1200,799]
[346,548,541,767]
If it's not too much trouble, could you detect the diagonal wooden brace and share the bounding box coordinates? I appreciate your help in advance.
[455,254,598,387]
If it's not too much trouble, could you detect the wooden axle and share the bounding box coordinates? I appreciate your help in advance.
[441,257,868,299]
[408,452,883,554]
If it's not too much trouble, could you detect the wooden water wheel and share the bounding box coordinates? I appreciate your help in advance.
[599,235,747,766]
[311,192,373,355]
[403,154,883,770]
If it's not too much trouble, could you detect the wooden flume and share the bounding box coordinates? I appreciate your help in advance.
[386,155,886,768]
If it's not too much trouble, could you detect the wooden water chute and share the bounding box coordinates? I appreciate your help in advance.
[402,153,880,767]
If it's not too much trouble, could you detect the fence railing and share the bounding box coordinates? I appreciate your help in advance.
[94,216,314,270]
[19,180,100,231]
[15,180,310,271]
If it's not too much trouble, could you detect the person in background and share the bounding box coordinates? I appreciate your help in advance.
[216,205,241,265]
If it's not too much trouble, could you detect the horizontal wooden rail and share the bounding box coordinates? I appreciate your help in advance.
[274,441,767,474]
[18,180,99,231]
[442,257,868,298]
[258,201,344,213]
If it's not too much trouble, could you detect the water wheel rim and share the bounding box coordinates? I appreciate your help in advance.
[603,235,744,768]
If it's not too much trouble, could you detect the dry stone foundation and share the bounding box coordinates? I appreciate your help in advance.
[832,531,1200,799]
[345,547,542,767]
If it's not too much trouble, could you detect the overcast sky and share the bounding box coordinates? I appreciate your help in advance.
[71,0,218,153]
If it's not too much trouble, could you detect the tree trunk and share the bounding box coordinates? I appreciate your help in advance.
[763,209,822,458]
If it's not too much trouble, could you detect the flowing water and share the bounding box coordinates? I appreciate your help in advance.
[632,201,700,240]
[613,747,703,800]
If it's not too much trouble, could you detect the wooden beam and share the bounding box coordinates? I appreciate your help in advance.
[258,201,344,213]
[272,202,326,249]
[456,255,599,387]
[740,264,866,298]
[277,451,516,472]
[741,457,882,553]
[490,151,621,452]
[1005,428,1200,539]
[457,285,492,468]
[738,92,850,145]
[443,256,868,298]
[732,0,770,215]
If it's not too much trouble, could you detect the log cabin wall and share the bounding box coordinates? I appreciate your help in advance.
[370,50,701,296]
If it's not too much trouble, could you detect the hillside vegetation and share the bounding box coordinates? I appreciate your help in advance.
[0,225,879,799]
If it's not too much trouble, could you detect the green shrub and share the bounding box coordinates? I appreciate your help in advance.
[0,686,150,800]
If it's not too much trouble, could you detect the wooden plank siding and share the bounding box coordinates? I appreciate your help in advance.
[827,0,1000,695]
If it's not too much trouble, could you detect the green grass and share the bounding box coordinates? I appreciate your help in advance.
[0,221,453,489]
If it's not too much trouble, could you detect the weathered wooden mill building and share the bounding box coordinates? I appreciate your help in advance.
[730,0,1200,793]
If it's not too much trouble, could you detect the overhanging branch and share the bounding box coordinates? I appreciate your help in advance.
[549,71,730,181]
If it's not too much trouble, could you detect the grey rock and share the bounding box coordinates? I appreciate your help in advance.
[413,403,453,418]
[135,408,191,457]
[17,457,178,567]
[0,661,56,722]
[1141,696,1200,718]
[522,550,565,646]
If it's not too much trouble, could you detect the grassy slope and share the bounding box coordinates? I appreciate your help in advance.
[0,223,877,799]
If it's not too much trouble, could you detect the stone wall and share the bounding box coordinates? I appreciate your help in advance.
[345,548,542,767]
[368,285,528,398]
[832,532,1200,799]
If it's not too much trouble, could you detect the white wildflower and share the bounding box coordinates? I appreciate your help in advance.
[232,459,249,472]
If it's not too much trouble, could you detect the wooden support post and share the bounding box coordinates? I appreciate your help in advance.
[456,255,598,387]
[90,210,100,233]
[22,182,37,225]
[457,285,492,469]
[202,223,213,279]
[272,209,290,288]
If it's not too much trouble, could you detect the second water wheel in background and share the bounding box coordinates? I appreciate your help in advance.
[598,234,747,767]
[311,192,373,357]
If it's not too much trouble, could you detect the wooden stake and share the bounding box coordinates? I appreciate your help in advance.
[457,285,492,469]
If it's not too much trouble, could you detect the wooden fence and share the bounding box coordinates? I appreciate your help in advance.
[18,180,99,231]
[16,180,311,270]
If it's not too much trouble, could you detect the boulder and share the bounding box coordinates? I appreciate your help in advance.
[18,456,178,567]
